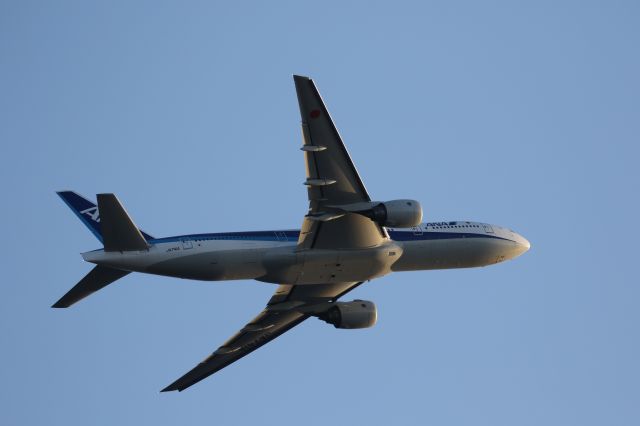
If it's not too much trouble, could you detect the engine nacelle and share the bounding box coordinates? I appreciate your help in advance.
[317,300,377,329]
[361,199,423,228]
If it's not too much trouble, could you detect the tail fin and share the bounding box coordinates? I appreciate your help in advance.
[57,191,154,242]
[52,265,130,308]
[57,191,104,242]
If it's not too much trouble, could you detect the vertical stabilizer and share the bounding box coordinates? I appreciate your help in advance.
[57,191,103,242]
[57,191,154,242]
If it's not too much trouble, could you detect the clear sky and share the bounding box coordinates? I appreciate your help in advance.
[1,1,639,424]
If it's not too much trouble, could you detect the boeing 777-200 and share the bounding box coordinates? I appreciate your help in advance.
[54,75,530,392]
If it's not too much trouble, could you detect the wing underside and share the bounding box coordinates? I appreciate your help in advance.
[161,282,362,392]
[293,75,386,250]
[162,76,382,392]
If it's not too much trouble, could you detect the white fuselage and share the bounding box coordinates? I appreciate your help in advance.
[82,221,530,285]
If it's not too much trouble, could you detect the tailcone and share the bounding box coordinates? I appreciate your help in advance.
[81,250,103,264]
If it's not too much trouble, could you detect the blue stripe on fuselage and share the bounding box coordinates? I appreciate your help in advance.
[146,229,512,244]
[147,230,300,244]
[387,230,511,242]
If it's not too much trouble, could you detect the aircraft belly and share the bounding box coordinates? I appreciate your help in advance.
[146,248,268,281]
[258,243,403,285]
[391,238,521,271]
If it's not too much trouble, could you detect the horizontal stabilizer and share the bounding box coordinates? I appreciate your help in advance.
[52,265,130,308]
[97,194,149,252]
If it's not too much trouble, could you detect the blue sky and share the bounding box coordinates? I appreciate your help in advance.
[1,1,639,424]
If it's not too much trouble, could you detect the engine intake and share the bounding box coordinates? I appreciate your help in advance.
[317,300,377,329]
[359,199,422,228]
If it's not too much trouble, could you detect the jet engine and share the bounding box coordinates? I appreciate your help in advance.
[357,199,423,228]
[317,300,377,329]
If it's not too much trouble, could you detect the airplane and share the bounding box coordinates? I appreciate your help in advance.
[54,75,530,392]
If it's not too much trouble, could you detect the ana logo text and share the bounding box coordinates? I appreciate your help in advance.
[80,206,100,222]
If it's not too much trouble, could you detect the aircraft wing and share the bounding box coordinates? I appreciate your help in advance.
[163,77,382,392]
[161,281,363,392]
[293,75,387,250]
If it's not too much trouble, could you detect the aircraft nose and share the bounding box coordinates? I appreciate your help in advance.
[515,234,531,256]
